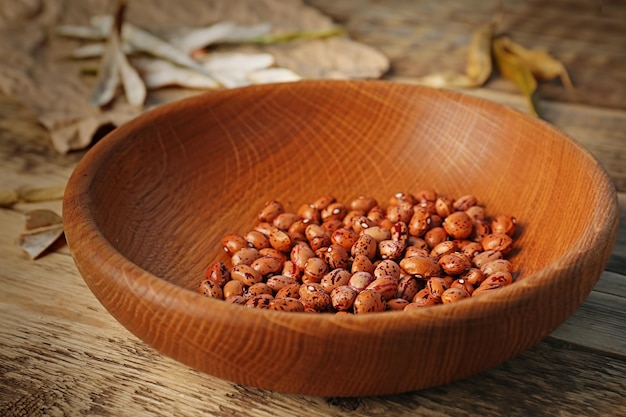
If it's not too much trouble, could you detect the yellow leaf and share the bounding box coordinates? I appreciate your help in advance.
[496,37,574,93]
[492,37,541,117]
[465,22,496,85]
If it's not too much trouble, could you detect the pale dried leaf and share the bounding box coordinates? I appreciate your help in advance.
[123,23,209,76]
[414,72,477,88]
[202,52,275,88]
[0,189,19,207]
[116,35,146,106]
[247,68,301,84]
[495,37,575,92]
[90,29,121,107]
[17,224,64,260]
[18,184,65,202]
[165,21,238,53]
[132,58,219,89]
[465,22,495,85]
[219,22,273,43]
[24,209,63,230]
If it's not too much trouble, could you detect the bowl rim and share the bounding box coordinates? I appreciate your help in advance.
[63,79,620,329]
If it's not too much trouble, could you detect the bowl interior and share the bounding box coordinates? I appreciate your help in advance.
[86,80,609,291]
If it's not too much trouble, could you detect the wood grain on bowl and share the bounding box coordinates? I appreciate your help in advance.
[62,80,618,397]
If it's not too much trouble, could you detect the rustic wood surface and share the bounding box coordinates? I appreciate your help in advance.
[1,0,626,416]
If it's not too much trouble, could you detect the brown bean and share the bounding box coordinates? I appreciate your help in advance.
[259,247,288,263]
[330,285,358,312]
[198,279,223,299]
[321,202,348,222]
[378,239,404,261]
[321,244,348,270]
[441,287,470,304]
[366,275,399,300]
[390,221,409,248]
[275,282,301,299]
[386,298,410,311]
[407,236,429,250]
[411,288,430,302]
[404,247,430,258]
[386,201,414,224]
[312,195,336,211]
[205,261,230,286]
[351,233,377,260]
[491,215,517,237]
[305,223,331,251]
[258,200,284,223]
[366,205,386,225]
[245,294,273,309]
[453,195,477,211]
[353,289,386,314]
[430,241,457,260]
[472,219,491,242]
[281,260,301,280]
[415,189,437,203]
[472,282,503,297]
[465,205,485,222]
[424,227,448,248]
[404,298,438,309]
[270,297,305,312]
[331,227,360,251]
[451,278,474,295]
[226,295,246,305]
[459,241,483,259]
[362,226,391,243]
[243,230,270,250]
[460,268,485,286]
[374,259,401,280]
[399,255,441,279]
[342,210,366,228]
[472,250,502,268]
[348,271,375,292]
[246,282,273,298]
[299,283,331,311]
[482,271,514,286]
[443,211,473,240]
[302,257,328,283]
[351,254,374,274]
[481,259,513,276]
[426,277,449,301]
[266,275,297,293]
[351,215,376,234]
[253,222,274,236]
[273,212,301,231]
[290,241,316,270]
[481,233,514,254]
[296,204,321,224]
[408,206,430,237]
[320,268,352,294]
[231,247,261,266]
[223,280,245,299]
[439,253,471,276]
[395,275,420,301]
[435,196,454,218]
[230,265,262,286]
[350,195,379,213]
[321,219,343,234]
[251,256,283,276]
[269,227,293,253]
[221,233,248,256]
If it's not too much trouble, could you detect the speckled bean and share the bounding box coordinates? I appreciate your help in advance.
[348,271,375,292]
[251,256,284,276]
[258,200,284,223]
[399,255,441,279]
[321,202,348,222]
[366,275,399,300]
[198,279,223,299]
[472,250,502,268]
[231,247,261,266]
[266,275,297,293]
[353,289,386,314]
[299,283,331,311]
[481,233,514,254]
[273,212,301,231]
[363,226,392,243]
[395,275,420,301]
[378,239,404,260]
[443,211,473,240]
[438,252,471,276]
[331,227,360,251]
[424,227,448,249]
[205,261,230,286]
[320,268,352,294]
[430,241,457,260]
[330,285,358,312]
[453,195,477,211]
[386,298,410,311]
[351,253,374,274]
[221,234,248,256]
[480,259,513,276]
[351,233,377,260]
[230,264,263,286]
[269,297,305,312]
[223,279,245,299]
[245,294,273,308]
[441,287,470,303]
[244,230,271,250]
[350,195,379,213]
[491,215,517,237]
[302,257,328,283]
[426,277,449,301]
[275,282,301,299]
[374,259,401,279]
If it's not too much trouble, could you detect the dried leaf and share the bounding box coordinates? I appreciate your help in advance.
[24,209,63,230]
[90,25,121,107]
[122,23,210,77]
[132,58,219,89]
[202,52,275,88]
[492,37,541,117]
[0,189,19,207]
[494,37,574,93]
[236,26,344,45]
[415,22,495,88]
[247,68,301,84]
[17,224,64,260]
[165,21,239,53]
[116,34,146,107]
[18,185,66,202]
[465,22,496,85]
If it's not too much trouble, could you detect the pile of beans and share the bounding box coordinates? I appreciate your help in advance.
[198,191,518,314]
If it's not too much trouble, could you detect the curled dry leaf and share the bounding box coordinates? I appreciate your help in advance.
[17,224,65,260]
[492,36,541,117]
[17,209,65,260]
[132,58,219,90]
[416,21,495,88]
[494,37,575,93]
[90,27,122,107]
[247,68,301,84]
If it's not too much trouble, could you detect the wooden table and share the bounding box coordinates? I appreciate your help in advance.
[1,1,625,415]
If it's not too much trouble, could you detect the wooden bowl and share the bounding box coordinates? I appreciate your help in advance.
[63,80,618,397]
